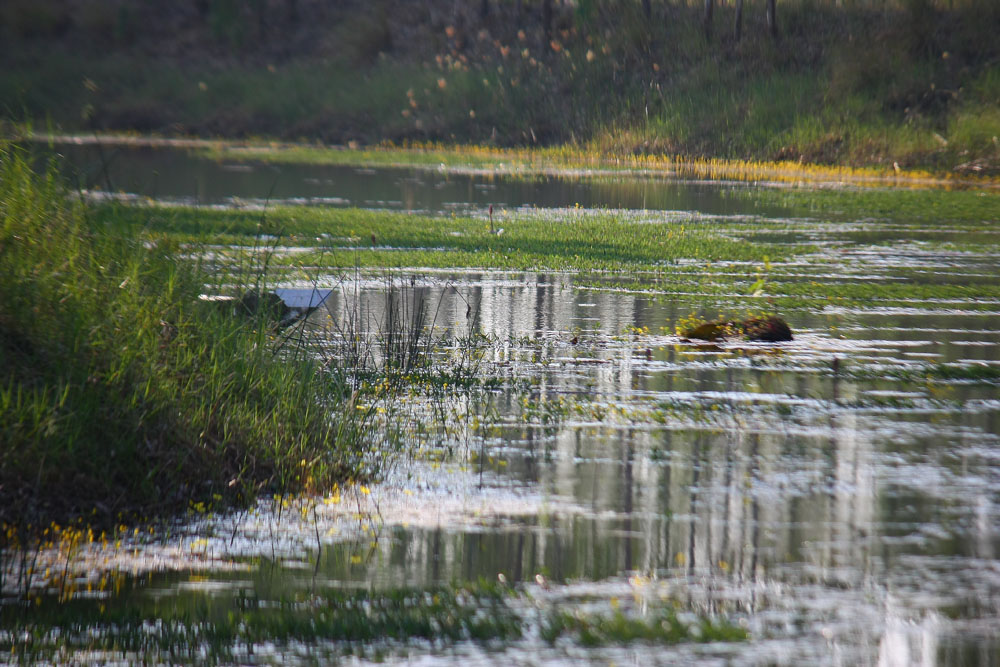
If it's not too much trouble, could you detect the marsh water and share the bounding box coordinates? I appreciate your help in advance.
[50,141,797,217]
[9,143,1000,664]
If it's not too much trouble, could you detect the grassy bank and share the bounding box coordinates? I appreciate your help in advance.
[0,145,376,532]
[1,0,997,174]
[196,139,997,188]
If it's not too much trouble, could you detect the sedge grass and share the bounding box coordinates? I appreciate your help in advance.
[91,203,803,273]
[0,144,381,532]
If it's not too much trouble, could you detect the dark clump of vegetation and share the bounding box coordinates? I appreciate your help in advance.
[681,316,793,342]
[0,144,374,532]
[542,608,749,646]
[1,0,997,173]
[850,362,1000,385]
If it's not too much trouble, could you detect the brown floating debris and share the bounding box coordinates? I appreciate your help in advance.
[681,320,736,342]
[682,316,793,343]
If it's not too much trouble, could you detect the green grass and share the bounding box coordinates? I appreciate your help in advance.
[0,145,381,531]
[88,196,1000,311]
[80,193,1000,321]
[93,204,805,274]
[743,186,1000,225]
[3,138,995,530]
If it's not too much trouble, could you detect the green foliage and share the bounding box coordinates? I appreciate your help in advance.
[92,204,800,275]
[747,186,1000,225]
[0,145,377,528]
[88,188,1000,314]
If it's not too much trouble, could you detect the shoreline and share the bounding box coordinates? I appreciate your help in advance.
[24,132,1000,192]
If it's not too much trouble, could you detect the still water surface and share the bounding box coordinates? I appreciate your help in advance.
[10,143,1000,664]
[51,141,795,217]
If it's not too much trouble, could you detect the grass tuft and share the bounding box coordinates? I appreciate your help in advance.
[0,144,377,531]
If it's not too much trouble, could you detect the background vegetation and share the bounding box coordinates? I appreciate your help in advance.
[1,0,997,173]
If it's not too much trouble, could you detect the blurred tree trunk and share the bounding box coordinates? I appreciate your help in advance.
[643,0,652,20]
[481,0,489,20]
[253,0,267,38]
[703,0,713,39]
[734,0,744,41]
[766,0,778,39]
[451,1,467,52]
[543,0,552,43]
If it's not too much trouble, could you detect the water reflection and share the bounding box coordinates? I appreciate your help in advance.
[10,143,1000,663]
[46,143,795,217]
[229,270,994,662]
[10,273,995,662]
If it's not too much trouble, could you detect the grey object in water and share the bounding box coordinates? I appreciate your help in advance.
[200,288,332,328]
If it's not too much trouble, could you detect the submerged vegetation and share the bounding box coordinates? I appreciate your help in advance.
[542,607,748,647]
[0,2,995,659]
[2,579,748,662]
[2,581,522,662]
[3,137,996,537]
